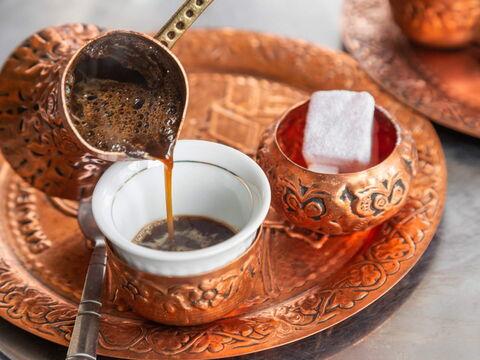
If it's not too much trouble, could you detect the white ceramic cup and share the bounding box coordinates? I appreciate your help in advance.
[92,140,271,277]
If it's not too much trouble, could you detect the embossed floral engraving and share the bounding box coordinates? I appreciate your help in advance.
[0,258,76,341]
[282,178,328,221]
[7,180,51,254]
[173,275,243,311]
[99,317,276,356]
[0,24,106,199]
[341,174,406,218]
[107,250,259,325]
[116,268,248,312]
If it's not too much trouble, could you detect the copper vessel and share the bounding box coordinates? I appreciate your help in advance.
[106,229,264,326]
[389,0,480,48]
[0,0,213,200]
[257,101,418,236]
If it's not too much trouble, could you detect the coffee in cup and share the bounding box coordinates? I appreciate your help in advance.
[132,215,237,251]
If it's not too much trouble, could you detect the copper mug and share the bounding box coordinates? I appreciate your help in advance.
[91,140,271,325]
[257,100,418,236]
[389,0,480,48]
[106,230,264,326]
[0,0,214,200]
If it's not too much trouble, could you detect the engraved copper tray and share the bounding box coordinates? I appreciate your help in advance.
[343,0,480,138]
[0,29,446,359]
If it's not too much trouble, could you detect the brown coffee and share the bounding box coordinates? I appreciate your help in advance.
[132,216,236,252]
[69,52,184,238]
[70,78,182,159]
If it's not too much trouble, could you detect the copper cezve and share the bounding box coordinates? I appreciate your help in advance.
[0,0,215,200]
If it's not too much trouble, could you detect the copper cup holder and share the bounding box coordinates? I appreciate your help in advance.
[105,229,264,326]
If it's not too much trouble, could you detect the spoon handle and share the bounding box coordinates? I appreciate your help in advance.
[154,0,214,48]
[66,238,107,360]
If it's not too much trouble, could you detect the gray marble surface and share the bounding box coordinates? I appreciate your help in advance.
[0,0,479,359]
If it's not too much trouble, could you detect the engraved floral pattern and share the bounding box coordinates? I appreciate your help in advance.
[7,181,51,254]
[180,277,242,310]
[0,259,76,340]
[341,173,407,218]
[0,24,105,199]
[282,178,328,223]
[107,252,258,325]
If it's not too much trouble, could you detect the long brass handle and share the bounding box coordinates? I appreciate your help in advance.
[155,0,214,49]
[66,238,107,360]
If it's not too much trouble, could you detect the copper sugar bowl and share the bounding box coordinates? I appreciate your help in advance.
[257,100,418,236]
[389,0,480,48]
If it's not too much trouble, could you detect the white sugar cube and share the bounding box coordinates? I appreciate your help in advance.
[308,164,340,174]
[302,90,375,174]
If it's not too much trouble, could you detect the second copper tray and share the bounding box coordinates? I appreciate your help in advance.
[0,29,446,359]
[343,0,480,138]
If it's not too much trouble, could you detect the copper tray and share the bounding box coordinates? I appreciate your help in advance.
[342,0,480,138]
[0,29,446,359]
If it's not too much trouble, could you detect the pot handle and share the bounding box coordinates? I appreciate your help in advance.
[154,0,214,49]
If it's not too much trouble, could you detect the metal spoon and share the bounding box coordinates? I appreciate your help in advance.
[66,200,107,360]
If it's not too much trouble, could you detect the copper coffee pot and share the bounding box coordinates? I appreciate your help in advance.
[0,0,213,200]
